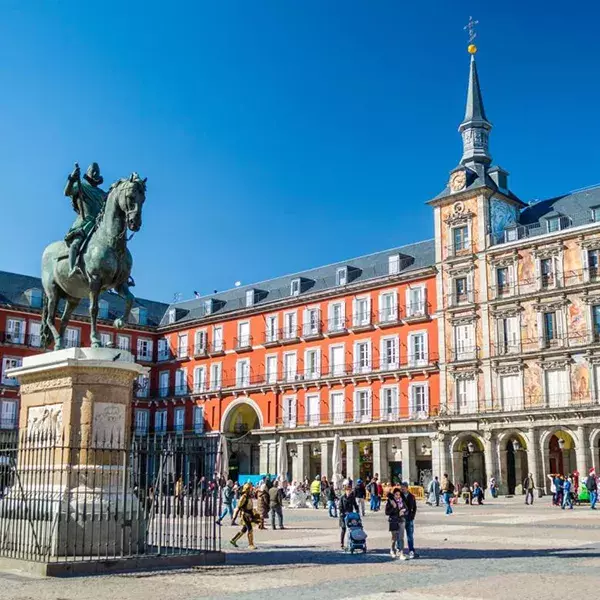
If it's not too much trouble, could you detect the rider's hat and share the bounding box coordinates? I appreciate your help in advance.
[84,162,104,186]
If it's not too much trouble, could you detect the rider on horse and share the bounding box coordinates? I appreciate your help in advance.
[63,162,107,277]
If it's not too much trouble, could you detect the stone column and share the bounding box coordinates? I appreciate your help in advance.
[527,428,541,496]
[400,437,415,484]
[345,440,358,481]
[451,451,463,486]
[259,440,276,475]
[434,432,449,478]
[576,425,589,475]
[320,441,330,480]
[483,433,495,489]
[372,438,389,482]
[293,442,308,482]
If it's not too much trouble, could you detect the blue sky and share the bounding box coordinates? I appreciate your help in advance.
[1,1,599,303]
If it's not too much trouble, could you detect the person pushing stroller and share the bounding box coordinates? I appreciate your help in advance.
[338,480,359,549]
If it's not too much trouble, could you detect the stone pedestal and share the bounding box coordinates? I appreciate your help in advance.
[3,348,148,559]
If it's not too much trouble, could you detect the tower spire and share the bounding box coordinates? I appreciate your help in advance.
[458,18,492,167]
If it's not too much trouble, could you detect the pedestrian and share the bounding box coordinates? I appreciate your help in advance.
[321,476,329,509]
[268,480,285,530]
[327,483,338,517]
[216,479,235,525]
[523,473,535,505]
[400,481,418,559]
[230,482,261,549]
[368,475,380,512]
[489,477,498,499]
[555,475,564,507]
[257,483,270,528]
[338,482,359,550]
[562,476,573,510]
[354,478,367,516]
[428,476,441,506]
[310,475,321,509]
[441,473,454,515]
[586,468,598,509]
[385,487,408,560]
[471,482,484,505]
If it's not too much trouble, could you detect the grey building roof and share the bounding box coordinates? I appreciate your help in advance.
[491,184,600,245]
[161,239,436,327]
[0,270,168,328]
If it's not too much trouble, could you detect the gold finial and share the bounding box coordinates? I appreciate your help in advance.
[464,16,479,54]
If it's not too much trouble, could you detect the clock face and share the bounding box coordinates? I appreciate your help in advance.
[450,170,467,192]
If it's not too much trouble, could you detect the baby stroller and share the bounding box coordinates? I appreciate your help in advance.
[344,512,367,553]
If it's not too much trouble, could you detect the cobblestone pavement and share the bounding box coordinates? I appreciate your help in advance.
[3,497,600,600]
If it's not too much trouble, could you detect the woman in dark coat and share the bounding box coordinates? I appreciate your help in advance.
[385,487,408,560]
[257,483,270,529]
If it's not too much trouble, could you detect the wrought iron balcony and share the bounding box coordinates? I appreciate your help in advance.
[193,344,208,358]
[234,335,253,352]
[376,307,400,327]
[403,301,431,321]
[349,312,374,331]
[207,341,226,356]
[302,321,323,340]
[450,346,480,362]
[281,326,300,344]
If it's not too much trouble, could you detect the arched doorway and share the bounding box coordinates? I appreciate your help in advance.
[456,436,486,487]
[504,435,528,495]
[548,431,575,475]
[222,401,262,482]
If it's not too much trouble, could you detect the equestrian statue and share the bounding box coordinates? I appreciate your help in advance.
[40,162,147,350]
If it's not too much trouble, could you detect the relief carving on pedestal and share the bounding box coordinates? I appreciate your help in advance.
[27,404,63,441]
[92,402,126,446]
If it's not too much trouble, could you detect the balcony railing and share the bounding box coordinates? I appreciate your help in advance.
[263,330,280,346]
[208,341,226,355]
[376,307,400,326]
[446,291,475,307]
[281,326,300,343]
[350,312,374,330]
[136,351,154,362]
[193,344,208,358]
[404,301,431,320]
[0,417,17,430]
[446,241,472,258]
[278,406,439,428]
[326,317,348,335]
[234,335,253,351]
[0,332,27,346]
[302,321,323,339]
[450,346,480,362]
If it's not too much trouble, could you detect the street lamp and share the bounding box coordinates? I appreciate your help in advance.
[512,439,521,451]
[558,437,566,450]
[290,447,298,458]
[466,440,476,454]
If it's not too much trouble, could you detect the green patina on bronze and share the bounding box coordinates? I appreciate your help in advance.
[40,163,147,350]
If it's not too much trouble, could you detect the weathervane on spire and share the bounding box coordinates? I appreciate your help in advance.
[464,16,479,54]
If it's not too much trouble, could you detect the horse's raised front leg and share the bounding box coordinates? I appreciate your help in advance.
[58,296,79,347]
[45,285,62,350]
[89,277,102,348]
[113,282,134,330]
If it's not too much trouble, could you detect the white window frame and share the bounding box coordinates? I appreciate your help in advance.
[1,357,21,386]
[290,278,301,297]
[283,395,297,428]
[380,385,399,421]
[246,289,255,307]
[28,320,42,347]
[380,335,399,370]
[175,368,187,395]
[388,254,401,275]
[353,339,372,373]
[305,393,320,426]
[265,314,279,343]
[330,391,345,425]
[353,296,371,327]
[283,351,297,382]
[409,382,429,418]
[303,306,321,336]
[137,337,154,361]
[265,354,278,384]
[158,371,170,397]
[405,285,426,317]
[456,378,477,414]
[329,344,346,376]
[194,329,207,354]
[155,409,168,434]
[283,311,298,340]
[212,325,224,352]
[64,326,80,348]
[136,374,149,398]
[174,407,185,432]
[117,334,131,351]
[193,366,207,393]
[407,330,428,367]
[545,368,569,408]
[134,409,149,435]
[353,387,372,423]
[236,359,251,388]
[167,308,176,324]
[99,331,112,348]
[177,333,188,359]
[328,301,346,332]
[336,267,348,286]
[237,321,251,347]
[451,224,470,254]
[193,406,205,434]
[209,362,222,390]
[304,347,321,379]
[499,373,523,412]
[378,290,398,323]
[6,318,25,344]
[0,400,18,429]
[454,323,475,360]
[98,299,109,320]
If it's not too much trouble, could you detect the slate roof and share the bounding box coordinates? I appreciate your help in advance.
[161,239,436,327]
[0,270,168,328]
[491,184,600,245]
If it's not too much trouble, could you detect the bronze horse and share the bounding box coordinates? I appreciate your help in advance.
[40,173,147,349]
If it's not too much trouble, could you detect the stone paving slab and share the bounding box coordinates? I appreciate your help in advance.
[1,498,599,600]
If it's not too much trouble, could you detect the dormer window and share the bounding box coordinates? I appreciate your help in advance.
[167,308,176,324]
[25,288,43,309]
[204,299,214,315]
[546,217,560,233]
[388,255,400,275]
[290,278,301,297]
[131,307,148,326]
[336,268,348,286]
[246,289,255,307]
[591,206,600,223]
[98,299,109,320]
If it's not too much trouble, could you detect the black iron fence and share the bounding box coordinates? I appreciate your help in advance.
[0,430,220,563]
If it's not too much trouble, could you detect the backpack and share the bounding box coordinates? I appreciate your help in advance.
[447,482,455,494]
